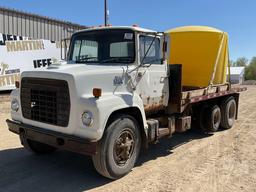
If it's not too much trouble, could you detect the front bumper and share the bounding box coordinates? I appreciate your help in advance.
[6,119,97,156]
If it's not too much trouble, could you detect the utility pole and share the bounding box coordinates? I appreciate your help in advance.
[104,0,109,25]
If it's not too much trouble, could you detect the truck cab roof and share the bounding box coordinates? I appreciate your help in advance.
[74,25,157,35]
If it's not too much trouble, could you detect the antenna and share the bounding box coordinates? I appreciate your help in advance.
[104,0,109,26]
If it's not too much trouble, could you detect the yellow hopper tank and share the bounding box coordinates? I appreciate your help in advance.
[165,26,229,88]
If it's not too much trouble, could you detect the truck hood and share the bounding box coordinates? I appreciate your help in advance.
[21,63,134,96]
[45,63,130,76]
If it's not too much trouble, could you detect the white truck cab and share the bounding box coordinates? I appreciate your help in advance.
[7,26,244,179]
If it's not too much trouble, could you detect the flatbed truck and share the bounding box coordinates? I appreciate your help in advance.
[6,26,246,179]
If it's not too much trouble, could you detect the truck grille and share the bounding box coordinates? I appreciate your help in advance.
[21,77,70,127]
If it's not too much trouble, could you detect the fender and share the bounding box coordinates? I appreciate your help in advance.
[94,92,147,139]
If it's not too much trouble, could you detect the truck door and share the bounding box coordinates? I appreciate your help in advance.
[136,35,169,114]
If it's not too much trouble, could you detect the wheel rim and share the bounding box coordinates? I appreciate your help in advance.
[213,110,220,127]
[113,129,135,166]
[229,102,236,119]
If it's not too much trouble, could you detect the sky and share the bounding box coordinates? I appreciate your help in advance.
[0,0,255,61]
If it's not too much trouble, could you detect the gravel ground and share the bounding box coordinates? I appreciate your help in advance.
[0,86,255,192]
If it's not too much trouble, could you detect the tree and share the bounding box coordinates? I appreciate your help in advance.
[233,57,248,67]
[229,59,235,67]
[245,57,256,80]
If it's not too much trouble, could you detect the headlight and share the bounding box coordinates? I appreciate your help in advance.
[11,98,19,112]
[82,111,93,127]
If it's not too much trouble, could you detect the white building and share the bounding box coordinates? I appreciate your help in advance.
[227,67,245,84]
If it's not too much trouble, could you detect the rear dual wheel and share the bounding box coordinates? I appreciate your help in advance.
[199,97,237,132]
[200,105,221,132]
[206,105,222,132]
[220,97,237,129]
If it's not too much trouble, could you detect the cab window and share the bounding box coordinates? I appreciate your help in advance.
[139,35,161,64]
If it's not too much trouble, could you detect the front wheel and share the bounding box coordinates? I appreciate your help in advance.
[20,136,56,154]
[92,115,141,179]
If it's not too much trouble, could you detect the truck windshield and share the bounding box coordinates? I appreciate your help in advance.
[69,29,135,64]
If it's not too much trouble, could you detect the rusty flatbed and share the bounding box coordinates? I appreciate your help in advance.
[168,65,247,114]
[182,84,247,103]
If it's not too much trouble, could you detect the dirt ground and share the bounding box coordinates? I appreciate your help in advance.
[0,86,255,192]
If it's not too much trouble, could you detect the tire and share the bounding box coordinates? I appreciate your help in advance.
[206,105,221,132]
[20,135,56,154]
[92,115,141,179]
[198,104,209,132]
[220,97,237,129]
[199,105,221,132]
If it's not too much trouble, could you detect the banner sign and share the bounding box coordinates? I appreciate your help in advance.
[0,33,62,91]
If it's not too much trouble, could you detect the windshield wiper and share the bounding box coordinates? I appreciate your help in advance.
[100,58,133,63]
[75,57,98,63]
